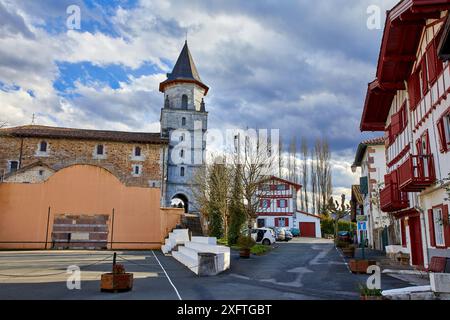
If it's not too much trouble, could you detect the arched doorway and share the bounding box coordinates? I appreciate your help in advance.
[171,193,189,213]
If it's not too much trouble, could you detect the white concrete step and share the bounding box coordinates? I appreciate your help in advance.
[172,251,198,275]
[184,242,230,271]
[185,241,230,254]
[178,246,199,260]
[191,236,217,245]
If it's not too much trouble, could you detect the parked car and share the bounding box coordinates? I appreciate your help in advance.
[284,229,293,242]
[249,228,276,245]
[270,227,286,241]
[337,231,352,243]
[290,228,300,237]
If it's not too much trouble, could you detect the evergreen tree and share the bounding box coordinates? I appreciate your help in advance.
[228,165,246,245]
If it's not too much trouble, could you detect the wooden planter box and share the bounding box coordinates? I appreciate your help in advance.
[349,259,377,274]
[360,295,383,301]
[342,247,355,258]
[239,248,251,259]
[100,273,133,292]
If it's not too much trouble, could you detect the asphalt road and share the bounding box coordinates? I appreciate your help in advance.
[0,239,410,300]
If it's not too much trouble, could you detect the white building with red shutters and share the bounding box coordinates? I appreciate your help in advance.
[256,176,321,238]
[360,0,450,267]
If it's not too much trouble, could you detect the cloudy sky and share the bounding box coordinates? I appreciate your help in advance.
[0,0,399,200]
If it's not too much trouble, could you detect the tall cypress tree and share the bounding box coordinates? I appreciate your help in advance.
[228,165,246,245]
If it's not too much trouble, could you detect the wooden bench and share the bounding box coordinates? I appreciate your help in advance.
[425,256,447,273]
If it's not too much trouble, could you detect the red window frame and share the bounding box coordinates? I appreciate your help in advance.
[436,107,450,153]
[429,204,450,248]
[277,199,288,208]
[260,199,271,209]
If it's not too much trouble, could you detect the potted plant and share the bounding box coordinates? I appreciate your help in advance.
[359,284,383,300]
[237,235,256,259]
[100,258,134,292]
[341,244,356,258]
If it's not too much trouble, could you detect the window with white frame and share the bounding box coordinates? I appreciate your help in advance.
[277,217,288,227]
[134,146,141,157]
[433,207,445,247]
[278,199,288,208]
[132,164,142,177]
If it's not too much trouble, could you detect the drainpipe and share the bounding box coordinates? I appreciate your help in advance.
[18,137,24,169]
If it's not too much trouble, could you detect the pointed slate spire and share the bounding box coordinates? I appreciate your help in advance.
[160,41,209,94]
[167,41,202,82]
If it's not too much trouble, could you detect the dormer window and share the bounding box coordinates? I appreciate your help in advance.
[134,146,141,157]
[96,144,104,155]
[39,141,47,152]
[181,94,188,109]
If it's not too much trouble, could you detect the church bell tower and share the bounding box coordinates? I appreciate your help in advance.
[160,41,208,213]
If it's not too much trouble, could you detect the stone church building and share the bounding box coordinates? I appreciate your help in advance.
[0,42,207,249]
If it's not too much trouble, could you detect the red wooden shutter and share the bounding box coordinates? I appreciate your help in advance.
[416,138,422,155]
[423,130,431,154]
[275,218,279,227]
[443,205,450,248]
[428,209,436,247]
[434,36,444,76]
[391,112,401,136]
[437,118,447,152]
[259,200,264,208]
[427,42,438,84]
[421,59,428,95]
[277,200,281,208]
[408,73,417,109]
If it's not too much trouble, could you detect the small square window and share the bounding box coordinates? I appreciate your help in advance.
[39,141,47,152]
[96,145,104,155]
[135,146,141,157]
[9,161,19,173]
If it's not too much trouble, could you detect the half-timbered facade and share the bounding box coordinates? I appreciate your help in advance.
[256,176,321,237]
[256,176,300,229]
[360,0,450,267]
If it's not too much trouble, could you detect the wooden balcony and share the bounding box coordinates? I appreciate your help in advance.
[380,182,410,213]
[397,155,436,192]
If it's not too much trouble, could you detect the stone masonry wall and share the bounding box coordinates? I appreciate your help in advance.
[0,136,163,187]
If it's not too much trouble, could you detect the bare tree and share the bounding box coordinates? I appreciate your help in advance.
[0,121,7,129]
[301,137,309,212]
[238,135,275,235]
[288,136,297,183]
[315,138,332,215]
[327,194,351,239]
[310,148,317,214]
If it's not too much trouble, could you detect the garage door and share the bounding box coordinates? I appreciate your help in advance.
[51,214,109,250]
[299,222,316,238]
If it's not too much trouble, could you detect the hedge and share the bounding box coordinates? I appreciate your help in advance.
[321,218,356,236]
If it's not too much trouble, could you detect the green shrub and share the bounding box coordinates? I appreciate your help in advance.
[237,235,256,249]
[250,244,271,256]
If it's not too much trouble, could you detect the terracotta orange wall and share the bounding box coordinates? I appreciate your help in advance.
[0,165,183,250]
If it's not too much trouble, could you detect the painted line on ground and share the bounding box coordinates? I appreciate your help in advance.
[335,246,352,274]
[151,250,182,300]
